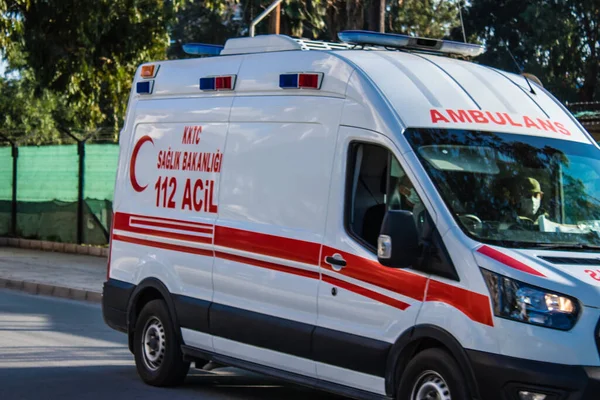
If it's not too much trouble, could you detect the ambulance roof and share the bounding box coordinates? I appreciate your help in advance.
[336,50,590,143]
[136,32,592,144]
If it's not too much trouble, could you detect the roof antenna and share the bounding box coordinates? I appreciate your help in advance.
[501,40,536,95]
[457,1,467,43]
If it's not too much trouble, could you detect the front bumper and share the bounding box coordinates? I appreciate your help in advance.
[467,350,600,400]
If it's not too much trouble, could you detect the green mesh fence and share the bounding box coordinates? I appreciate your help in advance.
[83,144,119,244]
[0,147,12,236]
[1,143,121,245]
[16,145,79,242]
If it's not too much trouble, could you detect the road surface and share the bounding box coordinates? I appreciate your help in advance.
[0,289,345,400]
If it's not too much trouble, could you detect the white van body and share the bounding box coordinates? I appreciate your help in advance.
[102,33,600,400]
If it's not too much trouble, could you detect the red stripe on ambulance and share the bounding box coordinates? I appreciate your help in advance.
[477,245,546,277]
[322,274,411,311]
[112,212,495,326]
[214,226,321,266]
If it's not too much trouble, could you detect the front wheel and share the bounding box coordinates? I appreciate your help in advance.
[133,299,190,387]
[397,348,470,400]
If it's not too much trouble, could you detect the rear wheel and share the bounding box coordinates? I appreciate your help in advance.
[133,299,190,386]
[397,348,470,400]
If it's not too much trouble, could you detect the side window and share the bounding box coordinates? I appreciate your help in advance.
[346,142,422,250]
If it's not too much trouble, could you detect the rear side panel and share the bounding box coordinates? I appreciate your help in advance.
[110,97,231,354]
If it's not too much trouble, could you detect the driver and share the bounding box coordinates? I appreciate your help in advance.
[514,177,545,222]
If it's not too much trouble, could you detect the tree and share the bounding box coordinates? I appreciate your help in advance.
[0,71,74,144]
[196,0,329,40]
[388,0,460,38]
[1,0,187,135]
[456,0,599,102]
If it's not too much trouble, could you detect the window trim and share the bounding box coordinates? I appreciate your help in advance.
[344,140,393,254]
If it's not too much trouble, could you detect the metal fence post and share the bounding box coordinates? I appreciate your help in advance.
[77,141,85,245]
[11,143,17,237]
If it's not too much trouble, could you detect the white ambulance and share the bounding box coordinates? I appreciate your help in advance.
[102,31,600,400]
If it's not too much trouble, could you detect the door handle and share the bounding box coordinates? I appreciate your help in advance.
[325,253,346,271]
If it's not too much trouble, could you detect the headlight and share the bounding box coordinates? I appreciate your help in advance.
[481,268,580,331]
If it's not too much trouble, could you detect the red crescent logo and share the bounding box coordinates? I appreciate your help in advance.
[130,135,154,192]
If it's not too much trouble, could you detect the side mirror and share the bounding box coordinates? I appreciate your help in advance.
[377,210,420,268]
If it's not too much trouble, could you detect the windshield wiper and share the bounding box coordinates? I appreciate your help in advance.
[525,243,600,251]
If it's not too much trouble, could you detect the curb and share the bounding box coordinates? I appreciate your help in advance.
[0,237,108,258]
[0,278,102,303]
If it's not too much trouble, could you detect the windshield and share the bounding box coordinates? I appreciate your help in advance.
[405,128,600,250]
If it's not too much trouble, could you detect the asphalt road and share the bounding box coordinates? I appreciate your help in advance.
[0,289,345,400]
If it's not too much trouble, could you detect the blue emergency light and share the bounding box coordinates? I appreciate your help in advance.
[338,30,485,57]
[136,81,153,94]
[183,43,224,56]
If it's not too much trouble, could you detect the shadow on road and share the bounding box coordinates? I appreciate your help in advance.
[0,364,345,400]
[0,289,346,399]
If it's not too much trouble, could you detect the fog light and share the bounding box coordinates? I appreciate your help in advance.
[519,391,547,400]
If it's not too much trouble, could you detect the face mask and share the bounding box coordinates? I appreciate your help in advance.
[532,196,541,214]
[520,196,540,216]
[407,188,421,205]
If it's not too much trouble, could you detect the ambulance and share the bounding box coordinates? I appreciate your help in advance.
[101,30,600,400]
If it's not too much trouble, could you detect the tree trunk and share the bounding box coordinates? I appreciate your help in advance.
[369,0,385,32]
[268,3,281,34]
[378,0,385,32]
[346,0,364,30]
[580,58,598,102]
[327,3,340,41]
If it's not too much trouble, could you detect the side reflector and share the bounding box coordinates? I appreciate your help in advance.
[200,75,236,91]
[136,81,154,95]
[141,65,158,78]
[279,73,323,89]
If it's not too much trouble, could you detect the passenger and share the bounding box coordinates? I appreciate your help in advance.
[390,174,421,211]
[390,174,425,234]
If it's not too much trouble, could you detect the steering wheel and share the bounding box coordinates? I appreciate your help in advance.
[459,214,482,224]
[458,214,483,232]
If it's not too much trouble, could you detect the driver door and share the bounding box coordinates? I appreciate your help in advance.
[313,127,430,394]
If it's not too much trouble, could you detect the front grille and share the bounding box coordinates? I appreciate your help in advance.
[538,256,600,266]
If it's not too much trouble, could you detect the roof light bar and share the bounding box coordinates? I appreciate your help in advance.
[279,73,323,89]
[338,30,485,57]
[183,43,224,56]
[199,75,236,91]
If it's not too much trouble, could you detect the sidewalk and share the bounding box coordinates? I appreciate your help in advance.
[0,247,106,302]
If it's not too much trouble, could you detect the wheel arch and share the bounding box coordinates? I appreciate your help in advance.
[385,324,481,399]
[126,278,182,354]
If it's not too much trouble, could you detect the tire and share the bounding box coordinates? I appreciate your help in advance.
[397,348,470,400]
[133,299,190,387]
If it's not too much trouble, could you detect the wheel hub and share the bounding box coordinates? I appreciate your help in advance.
[411,371,451,400]
[142,317,166,371]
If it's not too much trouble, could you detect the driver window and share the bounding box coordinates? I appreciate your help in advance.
[346,142,422,250]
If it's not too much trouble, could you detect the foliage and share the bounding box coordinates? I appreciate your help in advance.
[1,0,188,134]
[388,0,459,38]
[455,0,600,102]
[0,70,68,143]
[1,0,598,144]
